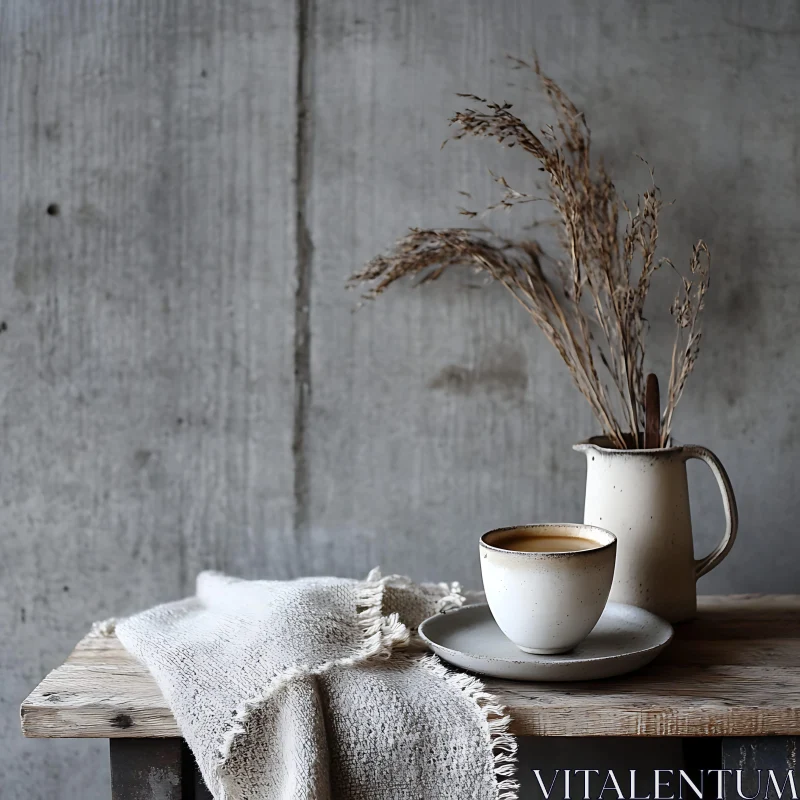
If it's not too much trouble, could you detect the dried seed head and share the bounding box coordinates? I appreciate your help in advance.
[350,60,711,449]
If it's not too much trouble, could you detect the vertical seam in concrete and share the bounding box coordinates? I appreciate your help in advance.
[292,0,312,546]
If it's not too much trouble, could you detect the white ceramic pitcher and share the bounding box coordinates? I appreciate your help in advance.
[574,436,738,623]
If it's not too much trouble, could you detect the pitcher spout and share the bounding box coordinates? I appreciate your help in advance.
[573,437,605,454]
[573,434,634,453]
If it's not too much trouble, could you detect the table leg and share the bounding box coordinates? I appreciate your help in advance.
[110,738,193,799]
[683,737,722,799]
[721,738,798,799]
[194,765,214,799]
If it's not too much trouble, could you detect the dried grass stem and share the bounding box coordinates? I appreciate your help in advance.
[350,59,710,449]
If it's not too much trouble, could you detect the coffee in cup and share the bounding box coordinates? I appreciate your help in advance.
[480,524,616,654]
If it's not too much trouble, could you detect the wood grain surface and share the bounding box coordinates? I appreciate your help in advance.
[21,595,800,739]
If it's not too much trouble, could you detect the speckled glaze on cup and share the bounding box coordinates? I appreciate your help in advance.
[480,524,617,655]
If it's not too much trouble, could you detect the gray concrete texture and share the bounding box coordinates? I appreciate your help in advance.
[2,0,799,796]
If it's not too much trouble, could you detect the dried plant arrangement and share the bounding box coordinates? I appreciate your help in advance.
[349,59,710,450]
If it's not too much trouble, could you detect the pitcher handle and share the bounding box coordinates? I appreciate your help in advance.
[682,445,739,579]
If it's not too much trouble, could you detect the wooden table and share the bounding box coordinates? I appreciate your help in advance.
[21,595,800,798]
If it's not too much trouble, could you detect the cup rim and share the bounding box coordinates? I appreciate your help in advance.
[480,523,616,557]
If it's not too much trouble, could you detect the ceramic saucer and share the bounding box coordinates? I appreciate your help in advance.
[418,602,673,681]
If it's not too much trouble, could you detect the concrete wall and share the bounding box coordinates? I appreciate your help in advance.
[3,1,799,796]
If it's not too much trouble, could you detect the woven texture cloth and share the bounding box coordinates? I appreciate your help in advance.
[105,569,518,800]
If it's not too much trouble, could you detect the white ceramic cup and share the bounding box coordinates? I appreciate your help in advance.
[479,523,617,654]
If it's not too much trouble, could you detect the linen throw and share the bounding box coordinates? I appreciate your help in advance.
[100,570,518,800]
